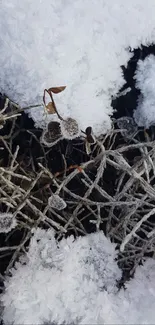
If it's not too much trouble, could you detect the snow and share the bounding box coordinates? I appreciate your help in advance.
[1,1,155,135]
[2,228,155,324]
[122,258,155,324]
[2,229,121,324]
[134,54,155,128]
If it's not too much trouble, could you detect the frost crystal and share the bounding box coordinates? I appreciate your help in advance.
[2,228,155,325]
[48,194,67,210]
[134,55,155,128]
[60,118,80,140]
[117,117,138,138]
[0,212,17,233]
[2,229,121,325]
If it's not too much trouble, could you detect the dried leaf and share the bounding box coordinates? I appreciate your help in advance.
[47,121,62,140]
[48,86,66,94]
[85,126,96,144]
[85,126,92,136]
[48,121,61,133]
[45,102,56,114]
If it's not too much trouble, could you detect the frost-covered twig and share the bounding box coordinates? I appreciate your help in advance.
[120,208,155,252]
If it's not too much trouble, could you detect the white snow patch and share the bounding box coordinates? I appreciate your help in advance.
[134,54,155,128]
[2,228,121,324]
[2,228,155,324]
[1,1,155,134]
[118,258,155,324]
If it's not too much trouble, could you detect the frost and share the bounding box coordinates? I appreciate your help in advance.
[2,229,121,325]
[117,117,138,138]
[60,118,80,140]
[134,54,155,128]
[48,194,67,210]
[118,258,155,324]
[2,228,155,324]
[1,1,155,134]
[0,212,17,233]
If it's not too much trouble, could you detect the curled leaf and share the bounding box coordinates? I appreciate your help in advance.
[48,86,66,94]
[45,102,56,114]
[85,126,96,144]
[85,126,92,136]
[43,88,63,120]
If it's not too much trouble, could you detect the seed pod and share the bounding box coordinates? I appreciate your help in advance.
[60,117,80,140]
[85,126,96,144]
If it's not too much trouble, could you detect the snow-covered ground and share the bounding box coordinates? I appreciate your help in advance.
[1,0,155,134]
[2,229,155,325]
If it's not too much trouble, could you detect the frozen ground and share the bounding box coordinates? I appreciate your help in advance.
[2,229,155,325]
[1,0,155,134]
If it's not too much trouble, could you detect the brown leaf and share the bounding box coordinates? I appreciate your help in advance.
[48,86,66,94]
[45,102,56,114]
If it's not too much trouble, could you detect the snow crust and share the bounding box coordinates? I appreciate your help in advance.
[1,1,155,134]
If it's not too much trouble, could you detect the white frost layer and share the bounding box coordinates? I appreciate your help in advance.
[1,1,155,134]
[134,54,155,128]
[2,229,121,325]
[2,228,155,325]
